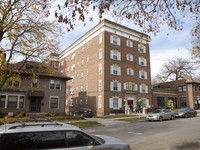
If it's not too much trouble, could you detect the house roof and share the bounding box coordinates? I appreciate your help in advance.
[9,61,71,80]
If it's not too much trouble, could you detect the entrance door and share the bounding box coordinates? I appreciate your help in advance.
[128,100,133,111]
[29,97,42,112]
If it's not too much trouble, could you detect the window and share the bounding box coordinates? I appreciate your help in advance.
[110,81,121,92]
[80,85,83,91]
[7,96,18,108]
[124,83,128,90]
[85,97,88,104]
[98,96,102,108]
[60,60,64,66]
[0,95,6,108]
[180,97,187,107]
[66,131,95,148]
[86,69,88,76]
[110,50,121,61]
[70,88,74,95]
[132,83,138,91]
[99,34,102,44]
[139,57,147,66]
[80,99,83,105]
[86,56,89,63]
[127,68,134,76]
[139,71,147,79]
[77,62,79,67]
[70,76,74,83]
[71,53,76,60]
[32,78,39,88]
[85,83,88,91]
[126,54,133,61]
[110,65,121,76]
[71,64,75,71]
[138,44,146,53]
[140,84,148,93]
[50,97,59,109]
[81,60,84,65]
[50,80,60,90]
[99,64,102,75]
[110,35,120,45]
[87,43,89,49]
[157,96,165,107]
[126,40,133,47]
[0,95,24,109]
[99,48,102,59]
[82,47,85,53]
[19,96,24,108]
[179,85,187,92]
[109,97,122,109]
[124,82,137,91]
[98,80,102,91]
[81,72,84,78]
[8,79,20,87]
[69,99,73,106]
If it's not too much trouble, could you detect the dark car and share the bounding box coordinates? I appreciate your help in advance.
[175,108,197,118]
[74,108,94,118]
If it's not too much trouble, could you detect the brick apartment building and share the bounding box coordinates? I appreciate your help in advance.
[152,76,200,110]
[59,19,152,116]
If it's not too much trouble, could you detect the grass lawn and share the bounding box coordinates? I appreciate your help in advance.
[99,114,137,119]
[117,117,146,122]
[69,121,102,127]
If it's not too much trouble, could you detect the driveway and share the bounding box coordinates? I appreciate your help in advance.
[82,115,200,150]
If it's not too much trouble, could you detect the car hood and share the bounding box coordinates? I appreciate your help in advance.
[94,134,130,149]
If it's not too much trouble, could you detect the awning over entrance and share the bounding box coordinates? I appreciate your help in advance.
[28,90,44,97]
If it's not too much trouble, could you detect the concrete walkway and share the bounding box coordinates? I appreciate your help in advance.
[65,113,147,126]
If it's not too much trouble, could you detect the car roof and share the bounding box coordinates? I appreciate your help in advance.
[0,121,81,134]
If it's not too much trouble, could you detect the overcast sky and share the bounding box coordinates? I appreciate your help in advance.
[57,11,196,78]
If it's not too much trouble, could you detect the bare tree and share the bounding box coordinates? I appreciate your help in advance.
[159,58,195,81]
[55,0,199,37]
[0,0,61,90]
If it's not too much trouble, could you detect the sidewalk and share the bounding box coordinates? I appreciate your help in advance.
[65,113,147,126]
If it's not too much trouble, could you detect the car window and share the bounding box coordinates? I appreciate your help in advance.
[66,131,94,148]
[37,131,67,149]
[0,131,67,150]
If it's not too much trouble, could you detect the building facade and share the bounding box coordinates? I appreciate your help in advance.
[0,62,71,115]
[59,19,152,116]
[152,76,200,110]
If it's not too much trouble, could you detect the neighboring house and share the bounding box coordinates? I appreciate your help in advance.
[59,19,152,116]
[45,53,60,71]
[152,76,200,110]
[0,61,71,115]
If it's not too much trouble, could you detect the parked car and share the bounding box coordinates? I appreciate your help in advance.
[147,109,175,121]
[74,108,94,118]
[175,108,197,118]
[0,121,131,150]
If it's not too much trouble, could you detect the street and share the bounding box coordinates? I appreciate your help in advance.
[82,116,200,150]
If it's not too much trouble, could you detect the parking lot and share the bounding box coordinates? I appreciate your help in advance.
[83,115,200,150]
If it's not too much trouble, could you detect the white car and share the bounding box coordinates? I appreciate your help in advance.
[0,121,131,150]
[147,109,175,121]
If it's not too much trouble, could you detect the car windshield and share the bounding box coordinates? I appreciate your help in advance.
[91,135,105,144]
[153,109,162,113]
[178,109,186,112]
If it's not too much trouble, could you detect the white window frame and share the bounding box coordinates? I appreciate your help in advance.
[110,50,121,61]
[110,35,120,45]
[126,54,133,61]
[139,71,147,79]
[98,80,102,91]
[49,96,59,109]
[99,64,102,75]
[140,84,148,93]
[71,53,76,60]
[138,44,146,53]
[81,72,84,78]
[110,81,121,92]
[126,40,133,47]
[99,48,102,59]
[71,64,75,72]
[109,97,122,109]
[86,83,88,91]
[110,65,121,76]
[99,34,102,44]
[139,57,147,66]
[69,99,73,106]
[86,69,88,76]
[127,68,134,76]
[98,96,102,108]
[86,56,89,63]
[80,85,83,91]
